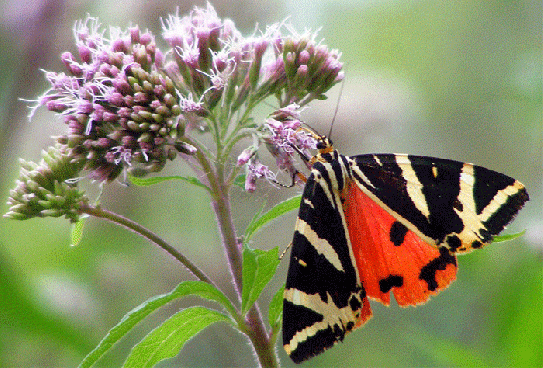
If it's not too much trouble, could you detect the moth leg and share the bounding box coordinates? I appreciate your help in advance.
[279,241,293,260]
[270,170,307,188]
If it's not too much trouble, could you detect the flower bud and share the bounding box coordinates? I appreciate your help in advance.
[5,145,87,222]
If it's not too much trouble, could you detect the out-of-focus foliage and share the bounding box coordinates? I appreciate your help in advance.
[0,1,540,366]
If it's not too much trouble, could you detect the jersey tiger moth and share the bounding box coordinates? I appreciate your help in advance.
[282,133,529,364]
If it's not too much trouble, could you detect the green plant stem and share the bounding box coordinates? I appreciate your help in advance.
[80,204,214,286]
[166,137,277,367]
[210,172,278,368]
[170,135,278,367]
[246,305,279,368]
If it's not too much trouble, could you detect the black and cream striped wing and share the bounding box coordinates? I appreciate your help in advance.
[349,154,529,253]
[283,160,371,364]
[282,151,528,364]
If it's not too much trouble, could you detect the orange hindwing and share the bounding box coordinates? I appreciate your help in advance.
[344,181,457,307]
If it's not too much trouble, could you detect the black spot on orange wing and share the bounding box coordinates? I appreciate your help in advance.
[344,181,458,306]
[379,275,404,293]
[390,221,408,246]
[419,247,457,291]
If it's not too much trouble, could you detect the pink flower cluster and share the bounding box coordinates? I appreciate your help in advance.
[28,3,343,188]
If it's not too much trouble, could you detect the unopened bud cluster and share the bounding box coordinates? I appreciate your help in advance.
[5,145,87,222]
[264,31,344,106]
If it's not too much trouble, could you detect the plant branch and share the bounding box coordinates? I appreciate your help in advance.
[80,204,215,286]
[210,167,278,367]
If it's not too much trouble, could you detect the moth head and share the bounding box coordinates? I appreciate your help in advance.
[316,135,334,154]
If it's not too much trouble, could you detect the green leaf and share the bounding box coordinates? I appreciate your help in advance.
[244,195,301,242]
[241,247,281,314]
[70,216,87,247]
[128,175,208,190]
[492,230,526,243]
[268,284,284,333]
[242,247,258,314]
[123,307,231,368]
[233,174,246,189]
[78,281,236,368]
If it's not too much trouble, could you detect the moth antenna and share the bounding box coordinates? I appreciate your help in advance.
[327,77,345,139]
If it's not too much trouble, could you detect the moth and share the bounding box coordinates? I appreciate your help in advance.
[282,133,528,363]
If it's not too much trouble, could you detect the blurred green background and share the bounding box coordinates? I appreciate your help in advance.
[0,0,541,366]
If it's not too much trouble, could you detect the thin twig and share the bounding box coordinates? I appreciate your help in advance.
[80,203,215,286]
